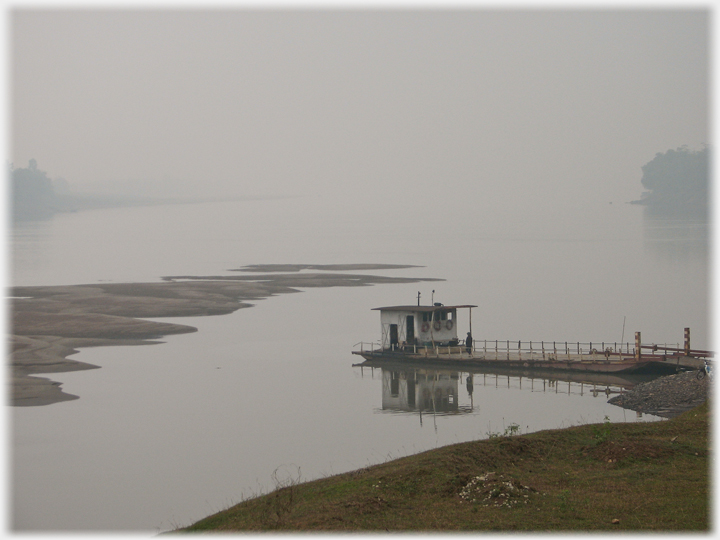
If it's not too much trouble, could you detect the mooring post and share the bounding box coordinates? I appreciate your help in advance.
[684,327,690,356]
[635,332,641,361]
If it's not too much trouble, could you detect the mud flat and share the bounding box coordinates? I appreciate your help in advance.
[234,264,422,273]
[9,264,440,406]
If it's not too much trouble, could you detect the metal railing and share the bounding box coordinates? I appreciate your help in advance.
[354,339,713,361]
[353,341,381,353]
[474,340,641,361]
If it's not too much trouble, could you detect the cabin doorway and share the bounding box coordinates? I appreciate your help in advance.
[406,315,415,344]
[389,324,399,349]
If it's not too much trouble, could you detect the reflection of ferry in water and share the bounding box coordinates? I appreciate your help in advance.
[380,369,469,415]
[355,359,665,417]
[352,301,709,374]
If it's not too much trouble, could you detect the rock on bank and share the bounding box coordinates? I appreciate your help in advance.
[608,370,710,418]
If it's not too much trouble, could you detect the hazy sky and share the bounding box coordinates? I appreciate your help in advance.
[10,8,709,207]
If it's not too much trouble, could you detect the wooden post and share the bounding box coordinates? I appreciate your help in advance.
[684,327,690,356]
[635,332,641,361]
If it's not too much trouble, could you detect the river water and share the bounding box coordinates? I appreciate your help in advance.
[8,195,709,532]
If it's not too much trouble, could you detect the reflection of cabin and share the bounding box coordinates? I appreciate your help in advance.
[382,369,459,413]
[373,304,477,349]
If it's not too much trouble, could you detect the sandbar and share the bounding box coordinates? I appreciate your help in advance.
[9,264,441,406]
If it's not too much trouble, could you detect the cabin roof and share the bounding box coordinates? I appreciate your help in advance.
[372,305,477,312]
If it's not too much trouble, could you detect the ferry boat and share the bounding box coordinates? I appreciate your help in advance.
[352,301,705,375]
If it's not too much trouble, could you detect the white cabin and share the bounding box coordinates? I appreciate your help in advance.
[373,304,477,350]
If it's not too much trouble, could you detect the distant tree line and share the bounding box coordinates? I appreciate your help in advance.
[9,159,60,220]
[635,145,709,219]
[9,160,178,221]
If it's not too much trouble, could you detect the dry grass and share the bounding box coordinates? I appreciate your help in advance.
[177,401,710,532]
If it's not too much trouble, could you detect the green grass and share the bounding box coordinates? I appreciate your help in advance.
[175,401,710,532]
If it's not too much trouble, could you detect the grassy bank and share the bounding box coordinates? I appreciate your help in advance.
[178,402,710,532]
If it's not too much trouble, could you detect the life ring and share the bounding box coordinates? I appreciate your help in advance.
[433,320,441,331]
[421,322,430,333]
[446,320,453,331]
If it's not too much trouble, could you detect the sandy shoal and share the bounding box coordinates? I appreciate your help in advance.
[9,265,441,406]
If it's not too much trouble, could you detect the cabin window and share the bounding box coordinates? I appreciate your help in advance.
[422,313,429,322]
[441,311,447,321]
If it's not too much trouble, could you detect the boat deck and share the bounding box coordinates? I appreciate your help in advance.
[351,346,703,374]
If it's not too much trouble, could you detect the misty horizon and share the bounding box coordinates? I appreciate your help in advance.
[11,9,708,210]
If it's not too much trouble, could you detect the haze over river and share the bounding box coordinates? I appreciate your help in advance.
[10,195,708,531]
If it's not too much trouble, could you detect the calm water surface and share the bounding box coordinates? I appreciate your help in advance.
[9,197,708,531]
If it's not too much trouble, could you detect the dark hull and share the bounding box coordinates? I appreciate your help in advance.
[352,350,686,376]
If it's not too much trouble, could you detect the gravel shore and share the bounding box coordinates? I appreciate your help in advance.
[608,369,711,418]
